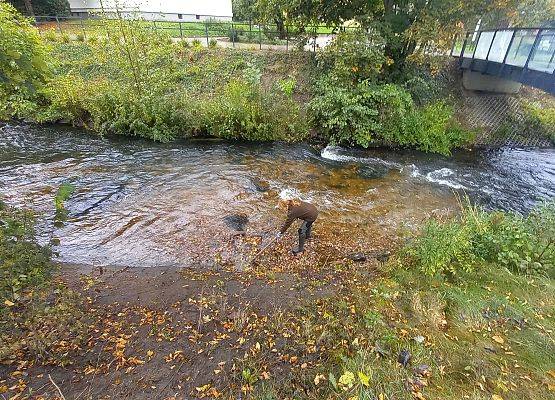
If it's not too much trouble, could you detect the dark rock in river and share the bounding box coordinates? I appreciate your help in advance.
[348,252,367,262]
[223,214,249,231]
[250,178,270,192]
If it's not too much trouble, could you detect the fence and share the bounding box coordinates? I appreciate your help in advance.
[31,14,351,51]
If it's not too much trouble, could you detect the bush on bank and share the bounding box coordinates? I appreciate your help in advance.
[1,4,473,153]
[405,200,555,278]
[308,30,474,155]
[0,2,50,120]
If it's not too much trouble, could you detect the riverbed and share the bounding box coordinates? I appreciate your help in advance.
[1,124,553,268]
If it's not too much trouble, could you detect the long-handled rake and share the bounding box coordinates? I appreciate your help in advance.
[241,234,280,269]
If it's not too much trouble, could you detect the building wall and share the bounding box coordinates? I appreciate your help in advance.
[68,0,233,19]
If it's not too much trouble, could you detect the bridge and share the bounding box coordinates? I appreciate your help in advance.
[451,27,555,95]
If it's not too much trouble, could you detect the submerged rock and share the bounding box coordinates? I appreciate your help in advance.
[223,214,249,232]
[250,178,270,192]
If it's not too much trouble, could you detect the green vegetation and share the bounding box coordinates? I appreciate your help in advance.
[7,0,70,16]
[13,14,311,142]
[309,31,473,155]
[0,201,51,304]
[239,201,555,400]
[0,1,49,119]
[523,102,555,143]
[405,200,555,278]
[0,201,87,364]
[54,182,75,222]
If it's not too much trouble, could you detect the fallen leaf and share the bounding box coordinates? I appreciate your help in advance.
[492,336,504,344]
[492,395,504,400]
[3,299,14,307]
[314,374,325,385]
[358,371,370,387]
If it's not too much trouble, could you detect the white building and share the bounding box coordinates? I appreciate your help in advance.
[68,0,233,21]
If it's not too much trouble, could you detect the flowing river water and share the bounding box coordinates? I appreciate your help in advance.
[1,124,554,268]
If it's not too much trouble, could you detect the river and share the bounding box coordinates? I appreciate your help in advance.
[1,124,554,268]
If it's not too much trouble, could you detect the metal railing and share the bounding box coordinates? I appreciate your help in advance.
[452,27,555,74]
[31,14,350,51]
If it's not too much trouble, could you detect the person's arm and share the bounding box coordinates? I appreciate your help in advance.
[279,210,296,234]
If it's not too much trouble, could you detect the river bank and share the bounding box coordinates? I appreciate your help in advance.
[1,204,554,399]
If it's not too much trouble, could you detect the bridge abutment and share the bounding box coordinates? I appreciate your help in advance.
[462,70,522,94]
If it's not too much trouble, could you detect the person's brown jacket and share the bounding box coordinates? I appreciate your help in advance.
[280,201,318,234]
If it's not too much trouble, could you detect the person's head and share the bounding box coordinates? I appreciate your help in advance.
[276,198,300,211]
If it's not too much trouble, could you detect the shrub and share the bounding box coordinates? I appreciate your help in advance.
[310,78,472,154]
[400,101,475,155]
[197,79,308,142]
[276,77,296,97]
[404,201,555,277]
[0,2,50,119]
[0,202,52,305]
[523,102,555,143]
[228,27,241,42]
[209,38,218,48]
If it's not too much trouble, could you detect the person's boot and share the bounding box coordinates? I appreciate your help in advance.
[292,228,305,255]
[305,222,313,240]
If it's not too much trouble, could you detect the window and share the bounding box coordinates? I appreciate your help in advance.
[178,13,183,19]
[196,15,200,20]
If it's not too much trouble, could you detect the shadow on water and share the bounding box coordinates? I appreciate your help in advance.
[1,124,553,267]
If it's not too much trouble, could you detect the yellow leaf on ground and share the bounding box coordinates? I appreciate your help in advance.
[3,299,14,307]
[492,395,504,400]
[548,370,555,379]
[358,371,370,387]
[492,335,505,344]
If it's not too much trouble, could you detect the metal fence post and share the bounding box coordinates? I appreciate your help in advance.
[80,14,86,40]
[312,27,317,52]
[205,22,209,46]
[259,25,262,49]
[231,22,235,48]
[55,15,62,34]
[179,21,183,39]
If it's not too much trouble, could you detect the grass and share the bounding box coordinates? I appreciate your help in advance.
[234,260,555,400]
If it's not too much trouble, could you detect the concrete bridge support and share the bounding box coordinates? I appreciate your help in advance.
[462,70,522,94]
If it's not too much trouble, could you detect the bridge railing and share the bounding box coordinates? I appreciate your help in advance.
[452,28,555,74]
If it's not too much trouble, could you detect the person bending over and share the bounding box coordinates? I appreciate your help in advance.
[277,199,318,254]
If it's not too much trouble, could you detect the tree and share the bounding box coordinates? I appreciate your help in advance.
[22,0,33,15]
[232,0,257,21]
[7,0,70,16]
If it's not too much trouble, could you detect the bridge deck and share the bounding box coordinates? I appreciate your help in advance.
[452,28,555,95]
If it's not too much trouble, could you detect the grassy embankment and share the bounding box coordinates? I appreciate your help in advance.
[3,3,482,155]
